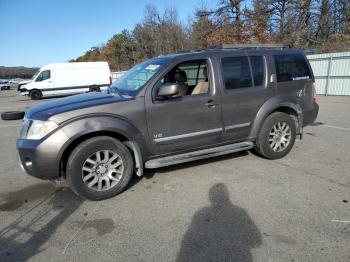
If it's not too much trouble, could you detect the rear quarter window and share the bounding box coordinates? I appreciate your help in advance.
[274,54,311,82]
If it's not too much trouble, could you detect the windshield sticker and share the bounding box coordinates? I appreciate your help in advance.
[145,64,160,71]
[292,76,309,80]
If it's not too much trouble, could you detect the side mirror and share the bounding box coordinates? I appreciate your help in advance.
[157,83,179,98]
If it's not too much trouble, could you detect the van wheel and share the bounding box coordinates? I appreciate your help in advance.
[255,112,296,160]
[29,89,42,100]
[66,136,134,201]
[89,86,100,92]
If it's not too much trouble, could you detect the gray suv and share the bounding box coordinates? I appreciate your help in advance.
[16,44,319,200]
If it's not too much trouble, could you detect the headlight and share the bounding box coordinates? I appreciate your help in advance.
[20,119,59,140]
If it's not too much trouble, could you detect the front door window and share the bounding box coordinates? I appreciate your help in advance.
[35,70,51,82]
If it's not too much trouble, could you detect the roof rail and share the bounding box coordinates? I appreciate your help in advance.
[174,49,202,54]
[208,44,290,50]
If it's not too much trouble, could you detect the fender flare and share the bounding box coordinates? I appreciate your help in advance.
[249,96,303,139]
[58,115,148,177]
[124,141,143,177]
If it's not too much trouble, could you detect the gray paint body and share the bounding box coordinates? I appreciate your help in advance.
[17,48,319,180]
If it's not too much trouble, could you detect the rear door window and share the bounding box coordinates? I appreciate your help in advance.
[250,56,265,86]
[221,56,252,89]
[274,54,311,82]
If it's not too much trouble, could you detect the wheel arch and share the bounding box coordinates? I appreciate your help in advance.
[249,97,303,140]
[60,130,144,179]
[29,88,42,95]
[58,116,147,179]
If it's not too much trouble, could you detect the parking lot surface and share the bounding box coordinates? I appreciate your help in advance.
[0,90,349,262]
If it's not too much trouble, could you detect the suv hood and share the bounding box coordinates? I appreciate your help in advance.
[25,92,133,121]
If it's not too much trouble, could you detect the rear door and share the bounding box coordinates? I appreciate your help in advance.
[219,52,274,142]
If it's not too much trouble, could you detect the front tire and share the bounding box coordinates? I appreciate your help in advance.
[66,136,134,200]
[255,112,296,159]
[29,89,42,100]
[89,85,100,92]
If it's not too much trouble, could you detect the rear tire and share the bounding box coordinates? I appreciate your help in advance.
[29,89,42,100]
[255,112,296,159]
[66,136,134,201]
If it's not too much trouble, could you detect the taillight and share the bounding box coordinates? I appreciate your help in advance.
[312,82,317,103]
[109,76,112,85]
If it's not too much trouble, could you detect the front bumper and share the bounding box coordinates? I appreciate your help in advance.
[17,129,70,180]
[303,102,319,127]
[19,88,29,96]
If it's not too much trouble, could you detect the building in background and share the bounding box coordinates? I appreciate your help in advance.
[111,71,127,82]
[307,52,350,96]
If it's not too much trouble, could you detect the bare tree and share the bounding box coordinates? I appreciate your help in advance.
[316,0,331,41]
[72,0,350,68]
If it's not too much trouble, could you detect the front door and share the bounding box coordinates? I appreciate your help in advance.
[145,59,223,156]
[33,70,53,94]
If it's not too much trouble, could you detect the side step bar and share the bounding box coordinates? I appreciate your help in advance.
[145,141,254,169]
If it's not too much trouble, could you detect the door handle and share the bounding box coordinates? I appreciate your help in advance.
[204,100,219,108]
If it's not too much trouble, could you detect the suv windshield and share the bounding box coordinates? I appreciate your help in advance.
[110,59,168,96]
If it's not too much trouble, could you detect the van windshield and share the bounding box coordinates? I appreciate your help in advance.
[31,70,40,80]
[110,59,168,96]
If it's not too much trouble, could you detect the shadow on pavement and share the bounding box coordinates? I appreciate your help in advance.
[0,183,83,261]
[129,151,249,188]
[176,183,262,262]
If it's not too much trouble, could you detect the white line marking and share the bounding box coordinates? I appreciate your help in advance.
[321,125,350,131]
[331,219,350,223]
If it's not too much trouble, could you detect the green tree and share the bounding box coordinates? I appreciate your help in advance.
[101,30,135,71]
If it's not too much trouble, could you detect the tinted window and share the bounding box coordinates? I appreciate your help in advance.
[36,70,50,82]
[274,54,311,82]
[250,56,264,86]
[221,57,252,89]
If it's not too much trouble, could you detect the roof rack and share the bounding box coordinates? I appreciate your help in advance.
[208,44,290,50]
[174,49,203,54]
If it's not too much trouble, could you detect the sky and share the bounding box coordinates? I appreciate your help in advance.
[0,0,214,68]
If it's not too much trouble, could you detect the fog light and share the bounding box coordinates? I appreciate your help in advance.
[24,157,33,168]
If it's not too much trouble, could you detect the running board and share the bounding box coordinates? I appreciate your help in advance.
[145,142,254,169]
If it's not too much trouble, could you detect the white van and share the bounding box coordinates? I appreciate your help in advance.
[19,62,112,99]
